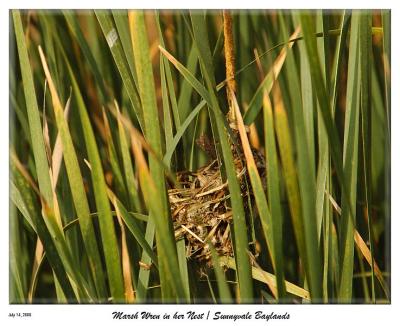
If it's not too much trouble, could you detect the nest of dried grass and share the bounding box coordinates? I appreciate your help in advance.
[168,134,265,263]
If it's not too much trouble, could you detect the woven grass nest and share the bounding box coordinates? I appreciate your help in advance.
[168,132,266,263]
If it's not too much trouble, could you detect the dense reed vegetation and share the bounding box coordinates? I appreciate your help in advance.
[10,9,390,303]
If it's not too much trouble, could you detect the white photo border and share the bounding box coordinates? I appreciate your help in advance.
[1,1,397,325]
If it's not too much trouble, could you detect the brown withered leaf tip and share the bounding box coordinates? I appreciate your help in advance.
[168,131,266,264]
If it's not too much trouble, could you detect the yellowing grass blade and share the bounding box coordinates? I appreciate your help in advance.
[114,198,135,303]
[220,256,310,301]
[39,46,109,301]
[231,91,286,299]
[51,95,72,187]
